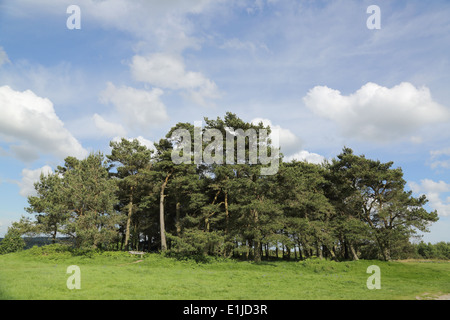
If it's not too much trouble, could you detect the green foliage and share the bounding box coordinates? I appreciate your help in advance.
[22,244,136,261]
[18,113,440,262]
[414,241,450,260]
[0,229,25,254]
[26,152,121,250]
[25,243,73,260]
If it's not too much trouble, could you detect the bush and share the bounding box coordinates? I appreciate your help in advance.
[25,243,73,260]
[413,241,450,260]
[0,230,25,254]
[22,243,139,262]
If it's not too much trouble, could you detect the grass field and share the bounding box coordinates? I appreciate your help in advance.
[0,246,449,300]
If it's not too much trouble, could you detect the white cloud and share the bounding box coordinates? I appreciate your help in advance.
[18,165,53,197]
[251,117,301,156]
[284,150,326,165]
[303,82,450,143]
[100,82,169,129]
[0,85,88,162]
[130,53,221,107]
[249,118,326,166]
[93,113,127,138]
[429,147,450,169]
[431,147,450,158]
[409,179,450,217]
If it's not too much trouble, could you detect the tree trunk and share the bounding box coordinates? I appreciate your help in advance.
[52,225,57,244]
[343,237,350,260]
[176,201,181,237]
[253,209,261,263]
[159,171,172,252]
[349,242,359,261]
[286,245,291,260]
[254,240,261,262]
[297,241,304,260]
[379,240,391,261]
[222,191,230,258]
[245,240,250,260]
[224,191,229,234]
[316,242,323,259]
[124,188,133,250]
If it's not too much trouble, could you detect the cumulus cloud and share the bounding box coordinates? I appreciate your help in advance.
[284,150,326,165]
[249,118,325,165]
[303,82,450,143]
[0,85,88,162]
[18,165,53,197]
[409,179,450,217]
[93,113,127,138]
[100,82,169,129]
[130,53,221,107]
[251,117,300,156]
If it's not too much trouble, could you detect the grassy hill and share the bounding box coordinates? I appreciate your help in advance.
[0,244,449,300]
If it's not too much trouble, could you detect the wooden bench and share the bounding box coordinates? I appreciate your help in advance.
[128,251,145,258]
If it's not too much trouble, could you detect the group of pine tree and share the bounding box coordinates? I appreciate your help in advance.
[17,113,438,262]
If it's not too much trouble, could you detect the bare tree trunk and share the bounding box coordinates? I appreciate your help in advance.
[160,171,172,252]
[52,225,57,244]
[349,242,359,261]
[224,191,229,233]
[253,209,261,263]
[124,187,133,250]
[175,201,181,237]
[297,241,304,260]
[223,191,230,258]
[316,242,323,259]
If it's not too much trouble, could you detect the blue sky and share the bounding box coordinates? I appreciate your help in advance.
[0,0,449,242]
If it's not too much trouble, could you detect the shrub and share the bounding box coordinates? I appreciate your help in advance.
[24,243,73,261]
[0,230,25,254]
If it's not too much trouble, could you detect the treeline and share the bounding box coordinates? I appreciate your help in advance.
[412,241,450,260]
[11,113,439,261]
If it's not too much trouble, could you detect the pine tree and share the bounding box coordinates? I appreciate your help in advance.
[107,138,153,250]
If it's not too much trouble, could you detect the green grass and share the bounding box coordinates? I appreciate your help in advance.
[0,247,449,300]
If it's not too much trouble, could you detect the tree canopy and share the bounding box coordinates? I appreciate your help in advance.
[22,113,439,261]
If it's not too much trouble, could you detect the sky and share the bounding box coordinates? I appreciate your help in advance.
[0,0,449,243]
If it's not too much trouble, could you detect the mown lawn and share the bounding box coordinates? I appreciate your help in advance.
[0,247,449,300]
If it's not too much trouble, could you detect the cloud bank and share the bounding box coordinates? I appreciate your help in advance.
[18,165,53,197]
[100,82,169,130]
[130,53,221,107]
[0,85,88,162]
[303,82,450,143]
